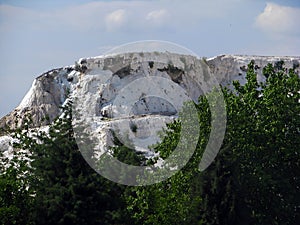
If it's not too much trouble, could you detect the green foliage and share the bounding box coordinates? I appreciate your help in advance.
[111,132,146,167]
[200,61,300,224]
[129,122,138,133]
[124,61,300,224]
[2,102,134,225]
[0,151,34,225]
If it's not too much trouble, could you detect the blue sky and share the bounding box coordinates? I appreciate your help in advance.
[0,0,300,117]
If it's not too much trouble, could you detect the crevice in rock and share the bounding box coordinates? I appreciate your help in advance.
[157,64,184,84]
[113,65,132,79]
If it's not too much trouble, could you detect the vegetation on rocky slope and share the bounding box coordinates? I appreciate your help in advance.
[0,61,299,225]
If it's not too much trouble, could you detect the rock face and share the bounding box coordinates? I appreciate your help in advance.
[0,68,71,129]
[207,55,300,87]
[0,52,299,156]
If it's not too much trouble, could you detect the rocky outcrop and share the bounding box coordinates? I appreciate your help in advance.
[207,55,300,87]
[0,68,72,130]
[0,52,299,157]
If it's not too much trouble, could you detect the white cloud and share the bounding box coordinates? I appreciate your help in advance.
[0,4,41,31]
[105,9,127,31]
[0,0,245,33]
[146,9,169,25]
[255,3,300,35]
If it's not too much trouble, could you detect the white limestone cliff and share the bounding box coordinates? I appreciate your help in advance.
[0,52,299,160]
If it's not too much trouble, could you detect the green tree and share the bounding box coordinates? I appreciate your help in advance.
[125,117,204,225]
[0,151,34,225]
[11,101,128,225]
[125,61,300,225]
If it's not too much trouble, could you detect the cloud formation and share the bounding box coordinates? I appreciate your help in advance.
[105,9,127,31]
[146,9,169,25]
[255,2,300,35]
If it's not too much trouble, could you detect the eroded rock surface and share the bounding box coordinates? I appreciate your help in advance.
[1,52,299,158]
